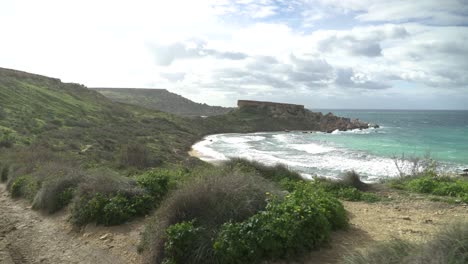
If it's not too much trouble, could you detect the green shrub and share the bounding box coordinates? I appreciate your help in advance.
[9,174,40,200]
[390,175,468,202]
[141,169,279,264]
[1,164,9,182]
[136,169,174,200]
[224,159,302,184]
[312,177,380,203]
[71,191,153,226]
[163,220,205,264]
[214,182,348,263]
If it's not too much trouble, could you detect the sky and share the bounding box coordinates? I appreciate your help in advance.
[1,0,468,109]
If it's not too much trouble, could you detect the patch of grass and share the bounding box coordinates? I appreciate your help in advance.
[341,222,468,264]
[388,174,468,203]
[140,167,279,264]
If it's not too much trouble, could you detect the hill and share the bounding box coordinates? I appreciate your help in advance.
[0,68,206,165]
[92,88,233,117]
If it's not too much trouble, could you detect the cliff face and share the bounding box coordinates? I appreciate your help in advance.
[226,100,375,133]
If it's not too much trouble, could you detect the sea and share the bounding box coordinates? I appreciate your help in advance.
[192,110,468,182]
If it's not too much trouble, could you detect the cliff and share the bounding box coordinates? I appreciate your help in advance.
[233,100,375,132]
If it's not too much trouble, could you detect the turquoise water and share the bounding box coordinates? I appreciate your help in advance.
[193,110,468,181]
[319,110,468,164]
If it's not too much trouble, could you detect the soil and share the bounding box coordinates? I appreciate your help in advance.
[1,183,467,264]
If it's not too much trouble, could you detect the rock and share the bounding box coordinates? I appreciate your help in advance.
[401,216,411,221]
[424,219,433,224]
[100,234,111,240]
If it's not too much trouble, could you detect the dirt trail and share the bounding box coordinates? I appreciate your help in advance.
[0,184,142,264]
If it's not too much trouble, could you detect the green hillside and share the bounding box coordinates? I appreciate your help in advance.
[0,68,205,165]
[92,88,233,117]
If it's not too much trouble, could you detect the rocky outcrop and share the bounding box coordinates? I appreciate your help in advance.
[233,100,378,133]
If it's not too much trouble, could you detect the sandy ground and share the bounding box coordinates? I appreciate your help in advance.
[0,184,143,264]
[1,182,467,264]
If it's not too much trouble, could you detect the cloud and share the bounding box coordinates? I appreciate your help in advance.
[151,39,248,66]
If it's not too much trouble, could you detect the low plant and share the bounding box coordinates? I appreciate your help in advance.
[214,182,348,263]
[1,164,9,182]
[141,168,279,264]
[388,175,468,203]
[136,169,176,201]
[9,174,40,201]
[163,220,205,264]
[312,175,380,203]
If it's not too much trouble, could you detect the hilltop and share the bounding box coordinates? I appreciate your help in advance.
[92,88,233,117]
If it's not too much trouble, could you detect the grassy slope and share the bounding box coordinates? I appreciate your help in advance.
[0,68,206,165]
[92,88,233,117]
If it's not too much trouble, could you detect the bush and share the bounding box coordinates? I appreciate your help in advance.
[312,176,380,203]
[389,175,468,203]
[136,169,174,201]
[224,159,302,184]
[32,164,84,213]
[72,191,153,226]
[71,170,155,226]
[1,164,9,182]
[118,142,152,169]
[141,168,279,264]
[163,220,205,264]
[214,182,348,263]
[342,221,468,264]
[9,174,40,201]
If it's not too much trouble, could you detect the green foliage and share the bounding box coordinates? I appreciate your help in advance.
[0,131,15,148]
[136,169,175,201]
[225,159,302,185]
[389,175,468,203]
[141,168,279,264]
[71,191,153,226]
[311,178,380,203]
[10,174,39,200]
[1,164,9,182]
[163,220,205,264]
[213,182,348,263]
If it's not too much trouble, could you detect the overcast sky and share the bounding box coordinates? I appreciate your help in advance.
[1,0,468,109]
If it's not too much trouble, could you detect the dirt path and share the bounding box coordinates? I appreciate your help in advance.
[0,184,142,264]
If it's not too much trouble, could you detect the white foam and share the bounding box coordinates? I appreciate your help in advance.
[289,143,335,154]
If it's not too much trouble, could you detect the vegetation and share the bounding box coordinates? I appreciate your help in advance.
[1,163,8,182]
[342,221,468,264]
[93,88,233,117]
[214,182,347,263]
[389,174,468,203]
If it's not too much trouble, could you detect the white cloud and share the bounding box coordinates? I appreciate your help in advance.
[0,0,467,109]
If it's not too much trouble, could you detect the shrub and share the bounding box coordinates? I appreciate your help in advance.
[136,169,174,201]
[1,164,9,182]
[141,168,279,264]
[118,142,152,169]
[71,191,153,226]
[389,175,468,203]
[163,220,205,264]
[9,174,40,201]
[224,158,302,184]
[32,164,84,213]
[214,182,348,263]
[312,176,380,203]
